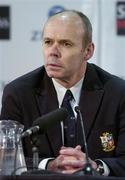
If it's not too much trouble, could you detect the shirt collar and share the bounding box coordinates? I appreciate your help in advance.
[52,77,84,107]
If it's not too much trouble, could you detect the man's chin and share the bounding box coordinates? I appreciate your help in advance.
[46,72,61,79]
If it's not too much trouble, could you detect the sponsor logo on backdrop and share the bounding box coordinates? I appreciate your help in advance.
[116,1,125,35]
[31,5,65,41]
[31,30,42,41]
[0,6,10,40]
[48,5,65,17]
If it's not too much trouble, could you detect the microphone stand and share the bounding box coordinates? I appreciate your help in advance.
[21,136,40,175]
[75,106,98,175]
[32,146,39,170]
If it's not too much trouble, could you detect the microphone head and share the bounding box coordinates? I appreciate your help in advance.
[33,107,68,134]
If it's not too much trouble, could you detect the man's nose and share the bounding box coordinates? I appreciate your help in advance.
[50,43,61,57]
[51,42,59,50]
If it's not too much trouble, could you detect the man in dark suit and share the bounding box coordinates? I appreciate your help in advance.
[1,10,125,177]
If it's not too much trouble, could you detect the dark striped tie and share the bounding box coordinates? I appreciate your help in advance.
[61,90,76,147]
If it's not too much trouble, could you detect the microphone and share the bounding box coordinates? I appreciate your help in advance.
[71,100,98,175]
[21,107,68,138]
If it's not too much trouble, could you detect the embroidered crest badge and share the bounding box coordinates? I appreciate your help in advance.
[100,132,115,152]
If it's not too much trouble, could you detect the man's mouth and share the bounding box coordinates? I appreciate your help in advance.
[47,63,62,69]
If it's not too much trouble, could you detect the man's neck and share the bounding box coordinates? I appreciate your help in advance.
[53,76,84,89]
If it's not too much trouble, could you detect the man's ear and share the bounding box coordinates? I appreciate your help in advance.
[84,42,94,61]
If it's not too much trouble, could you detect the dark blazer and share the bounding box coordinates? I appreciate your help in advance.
[1,63,125,176]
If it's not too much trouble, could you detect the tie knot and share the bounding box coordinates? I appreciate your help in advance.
[63,90,74,102]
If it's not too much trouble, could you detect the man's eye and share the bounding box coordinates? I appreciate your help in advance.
[63,42,72,47]
[43,39,54,46]
[44,40,51,44]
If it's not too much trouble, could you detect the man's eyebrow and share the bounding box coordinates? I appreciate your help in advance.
[43,37,71,40]
[59,39,72,42]
[43,37,73,43]
[43,37,51,40]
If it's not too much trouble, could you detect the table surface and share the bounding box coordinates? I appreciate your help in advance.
[1,170,125,180]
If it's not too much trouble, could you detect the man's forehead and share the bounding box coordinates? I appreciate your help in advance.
[43,23,84,41]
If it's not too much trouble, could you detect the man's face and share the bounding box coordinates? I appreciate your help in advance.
[42,13,89,83]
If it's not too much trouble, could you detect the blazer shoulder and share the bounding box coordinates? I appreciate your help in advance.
[4,66,46,91]
[92,63,125,90]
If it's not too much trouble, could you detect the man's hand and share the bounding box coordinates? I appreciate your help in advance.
[47,145,97,174]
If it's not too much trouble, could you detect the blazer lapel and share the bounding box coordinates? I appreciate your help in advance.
[79,63,104,140]
[34,71,62,156]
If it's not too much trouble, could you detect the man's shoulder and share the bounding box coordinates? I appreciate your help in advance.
[4,66,46,90]
[92,63,125,90]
